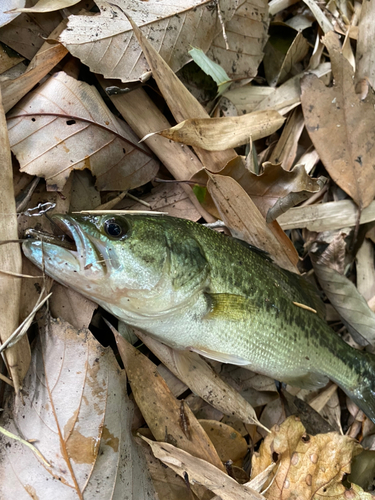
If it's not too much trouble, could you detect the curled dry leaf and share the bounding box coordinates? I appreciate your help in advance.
[136,331,266,429]
[7,71,158,191]
[301,31,375,210]
[155,110,285,151]
[251,415,371,500]
[142,436,266,500]
[206,0,269,81]
[0,317,156,500]
[59,0,236,83]
[311,260,375,346]
[11,0,80,13]
[112,326,226,472]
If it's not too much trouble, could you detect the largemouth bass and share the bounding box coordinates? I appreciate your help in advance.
[23,213,375,423]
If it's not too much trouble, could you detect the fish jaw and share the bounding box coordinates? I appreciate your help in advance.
[22,215,107,295]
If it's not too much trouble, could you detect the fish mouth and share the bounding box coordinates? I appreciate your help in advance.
[22,215,106,277]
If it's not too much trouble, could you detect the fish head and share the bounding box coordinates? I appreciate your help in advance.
[23,214,209,320]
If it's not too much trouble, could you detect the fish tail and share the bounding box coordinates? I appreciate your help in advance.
[343,351,375,424]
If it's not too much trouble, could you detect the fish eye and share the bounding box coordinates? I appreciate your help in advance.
[103,218,129,239]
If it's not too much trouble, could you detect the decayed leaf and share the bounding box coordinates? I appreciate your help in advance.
[277,199,375,231]
[112,326,226,472]
[251,415,371,500]
[7,71,158,191]
[136,331,266,429]
[264,29,309,87]
[206,0,269,81]
[59,0,236,83]
[312,260,375,346]
[207,173,299,272]
[0,87,30,392]
[142,436,266,500]
[1,20,68,114]
[0,317,156,499]
[198,420,249,466]
[301,31,375,210]
[155,110,285,151]
[11,0,80,13]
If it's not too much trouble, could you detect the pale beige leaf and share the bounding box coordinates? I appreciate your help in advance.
[0,87,30,392]
[136,331,266,429]
[0,0,25,28]
[207,172,300,272]
[13,0,80,13]
[0,317,156,499]
[301,32,375,209]
[156,110,285,151]
[206,0,269,81]
[302,0,334,33]
[7,71,158,191]
[59,0,236,83]
[1,20,68,113]
[49,283,97,330]
[356,240,375,302]
[277,199,375,231]
[142,436,266,500]
[356,0,375,90]
[119,182,202,221]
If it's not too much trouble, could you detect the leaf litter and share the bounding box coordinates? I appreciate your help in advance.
[1,0,375,498]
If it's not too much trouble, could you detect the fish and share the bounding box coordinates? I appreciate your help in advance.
[23,213,375,423]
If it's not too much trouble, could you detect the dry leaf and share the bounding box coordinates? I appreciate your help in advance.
[0,86,30,392]
[49,283,97,330]
[7,71,158,191]
[356,0,375,90]
[312,260,375,346]
[301,31,375,210]
[277,199,375,231]
[112,326,226,472]
[142,436,265,500]
[251,415,371,500]
[59,0,236,83]
[198,420,249,466]
[206,0,269,81]
[155,110,285,151]
[1,20,68,114]
[12,0,80,13]
[0,0,25,27]
[0,317,156,499]
[136,331,266,429]
[207,173,299,272]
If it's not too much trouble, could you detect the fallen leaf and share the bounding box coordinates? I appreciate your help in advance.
[198,420,249,466]
[12,0,80,13]
[0,317,156,499]
[136,331,266,429]
[59,0,236,83]
[1,20,68,114]
[251,415,371,500]
[7,71,158,191]
[277,199,375,231]
[0,86,30,392]
[142,435,265,500]
[189,47,232,95]
[311,260,375,346]
[112,326,226,472]
[49,283,97,330]
[301,31,375,209]
[206,0,269,81]
[0,0,25,28]
[155,110,285,151]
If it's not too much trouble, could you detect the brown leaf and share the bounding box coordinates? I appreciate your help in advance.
[7,71,158,191]
[301,31,375,209]
[251,415,371,500]
[49,283,97,330]
[142,436,265,500]
[0,87,30,392]
[156,110,285,151]
[0,317,156,499]
[207,173,299,272]
[59,0,236,83]
[112,326,226,472]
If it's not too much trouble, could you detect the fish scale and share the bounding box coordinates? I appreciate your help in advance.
[23,213,375,423]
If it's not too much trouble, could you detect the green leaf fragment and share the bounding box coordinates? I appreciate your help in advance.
[188,47,232,95]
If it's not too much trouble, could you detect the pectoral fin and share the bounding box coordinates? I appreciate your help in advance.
[281,371,329,390]
[204,293,257,321]
[189,346,251,366]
